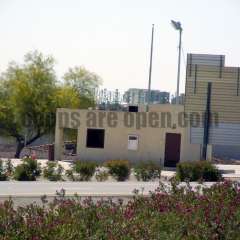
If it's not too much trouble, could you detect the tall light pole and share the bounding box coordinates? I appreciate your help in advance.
[171,20,182,104]
[147,24,154,111]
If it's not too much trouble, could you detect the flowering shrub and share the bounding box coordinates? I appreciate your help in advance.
[133,161,161,181]
[0,181,239,239]
[105,160,130,181]
[176,161,222,181]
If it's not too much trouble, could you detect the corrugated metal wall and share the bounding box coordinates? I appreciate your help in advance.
[190,123,240,145]
[213,145,240,160]
[185,53,240,146]
[188,53,225,67]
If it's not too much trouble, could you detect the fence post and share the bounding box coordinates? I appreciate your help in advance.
[48,144,55,161]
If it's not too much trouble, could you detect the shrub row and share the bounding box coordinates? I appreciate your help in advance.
[0,181,238,239]
[0,158,162,182]
[1,158,221,182]
[176,161,222,182]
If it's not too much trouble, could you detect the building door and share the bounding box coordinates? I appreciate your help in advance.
[164,133,181,167]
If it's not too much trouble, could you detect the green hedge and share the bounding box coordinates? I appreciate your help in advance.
[176,161,222,181]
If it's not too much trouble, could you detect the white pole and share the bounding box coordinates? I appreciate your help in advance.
[176,28,182,104]
[147,24,154,111]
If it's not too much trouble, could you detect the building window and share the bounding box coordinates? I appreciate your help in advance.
[86,129,105,148]
[128,135,139,150]
[128,106,138,112]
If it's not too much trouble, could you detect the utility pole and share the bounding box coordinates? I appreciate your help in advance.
[147,24,154,111]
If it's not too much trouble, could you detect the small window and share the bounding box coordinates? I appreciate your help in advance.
[128,134,139,150]
[129,136,137,141]
[86,129,105,148]
[128,106,138,112]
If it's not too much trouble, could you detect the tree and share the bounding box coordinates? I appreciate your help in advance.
[63,66,101,99]
[0,51,100,158]
[54,85,95,109]
[0,51,58,157]
[55,70,99,144]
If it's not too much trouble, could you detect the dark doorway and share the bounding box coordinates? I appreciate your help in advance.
[164,133,181,167]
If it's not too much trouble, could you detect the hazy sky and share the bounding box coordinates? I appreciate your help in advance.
[0,0,239,95]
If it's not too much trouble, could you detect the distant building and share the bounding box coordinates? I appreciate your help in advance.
[171,93,185,105]
[95,89,123,105]
[123,88,170,105]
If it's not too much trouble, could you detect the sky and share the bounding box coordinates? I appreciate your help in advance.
[0,0,239,96]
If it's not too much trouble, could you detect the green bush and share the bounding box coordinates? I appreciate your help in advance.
[43,162,64,181]
[24,157,41,177]
[134,161,161,181]
[13,157,41,181]
[95,169,109,182]
[105,160,130,181]
[72,161,97,181]
[14,165,31,181]
[0,159,8,181]
[176,161,222,181]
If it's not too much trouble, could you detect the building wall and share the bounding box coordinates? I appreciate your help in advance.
[185,53,240,146]
[55,105,201,163]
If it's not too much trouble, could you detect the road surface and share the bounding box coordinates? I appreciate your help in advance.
[0,181,217,206]
[0,181,160,197]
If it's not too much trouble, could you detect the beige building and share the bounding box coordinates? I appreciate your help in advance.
[54,104,202,167]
